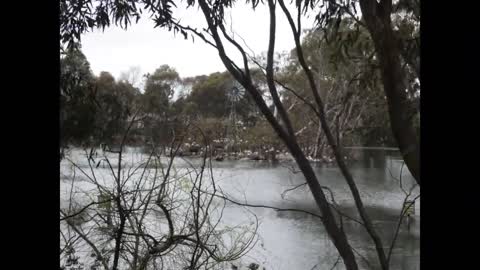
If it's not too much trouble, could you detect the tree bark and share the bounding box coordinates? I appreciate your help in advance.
[277,1,389,269]
[196,2,360,269]
[313,125,323,158]
[359,0,420,186]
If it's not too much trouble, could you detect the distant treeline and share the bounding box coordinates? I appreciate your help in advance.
[61,28,417,159]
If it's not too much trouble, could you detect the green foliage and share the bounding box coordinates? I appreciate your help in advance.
[140,65,180,145]
[142,65,179,115]
[60,0,184,48]
[278,23,397,148]
[240,119,281,151]
[60,47,143,149]
[60,0,419,152]
[187,72,231,118]
[181,71,256,121]
[60,46,97,147]
[93,72,140,144]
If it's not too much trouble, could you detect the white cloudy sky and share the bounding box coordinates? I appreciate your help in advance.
[81,2,319,83]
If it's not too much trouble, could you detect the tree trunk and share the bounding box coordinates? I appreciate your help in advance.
[197,1,360,268]
[313,124,323,159]
[360,0,420,186]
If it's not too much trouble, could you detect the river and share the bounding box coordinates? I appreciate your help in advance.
[60,148,419,270]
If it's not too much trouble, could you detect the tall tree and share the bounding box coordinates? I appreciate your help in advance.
[93,72,140,145]
[60,46,96,150]
[187,72,231,118]
[359,0,420,184]
[59,1,421,268]
[141,65,180,145]
[312,0,420,184]
[142,65,179,116]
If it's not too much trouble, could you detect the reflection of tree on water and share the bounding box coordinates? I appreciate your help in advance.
[365,149,386,169]
[344,147,401,169]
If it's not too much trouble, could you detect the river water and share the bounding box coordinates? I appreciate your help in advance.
[158,148,419,270]
[60,148,419,270]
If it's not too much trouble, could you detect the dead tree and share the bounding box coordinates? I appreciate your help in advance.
[60,119,258,270]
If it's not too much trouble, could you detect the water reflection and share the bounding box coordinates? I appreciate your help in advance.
[61,148,419,270]
[192,148,419,270]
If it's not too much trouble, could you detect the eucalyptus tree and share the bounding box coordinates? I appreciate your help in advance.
[60,1,420,269]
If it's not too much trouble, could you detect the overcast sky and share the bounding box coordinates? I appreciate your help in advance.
[81,2,319,85]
